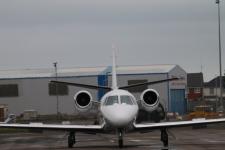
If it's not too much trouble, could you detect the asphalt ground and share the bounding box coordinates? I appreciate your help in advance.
[0,124,225,150]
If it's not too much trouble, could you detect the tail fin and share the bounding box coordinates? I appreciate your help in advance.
[111,45,118,90]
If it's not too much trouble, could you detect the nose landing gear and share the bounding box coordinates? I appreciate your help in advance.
[68,131,76,148]
[118,129,124,148]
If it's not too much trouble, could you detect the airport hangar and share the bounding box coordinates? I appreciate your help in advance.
[0,65,187,116]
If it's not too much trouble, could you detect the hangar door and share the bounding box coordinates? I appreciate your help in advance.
[170,89,186,115]
[98,75,108,101]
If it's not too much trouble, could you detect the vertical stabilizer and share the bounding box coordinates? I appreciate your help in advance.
[112,46,118,90]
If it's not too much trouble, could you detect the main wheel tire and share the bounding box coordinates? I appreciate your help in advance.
[161,129,168,147]
[163,139,168,147]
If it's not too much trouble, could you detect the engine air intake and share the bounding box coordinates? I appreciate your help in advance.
[140,89,160,112]
[143,90,158,105]
[74,91,93,112]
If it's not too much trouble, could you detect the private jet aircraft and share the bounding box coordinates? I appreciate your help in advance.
[1,51,225,149]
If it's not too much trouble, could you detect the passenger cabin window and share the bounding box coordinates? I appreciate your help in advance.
[105,96,119,105]
[120,95,133,105]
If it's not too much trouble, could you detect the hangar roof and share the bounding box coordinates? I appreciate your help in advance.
[0,64,177,79]
[204,76,225,88]
[117,65,176,74]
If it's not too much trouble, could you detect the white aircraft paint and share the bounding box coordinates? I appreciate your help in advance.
[100,89,138,127]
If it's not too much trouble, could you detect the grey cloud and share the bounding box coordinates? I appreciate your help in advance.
[0,0,224,81]
[0,0,219,27]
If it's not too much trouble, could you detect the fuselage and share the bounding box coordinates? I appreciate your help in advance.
[100,89,138,128]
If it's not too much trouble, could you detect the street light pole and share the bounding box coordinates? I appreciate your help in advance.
[53,62,59,119]
[216,0,223,111]
[215,74,218,111]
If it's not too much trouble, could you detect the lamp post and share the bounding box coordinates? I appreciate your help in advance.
[215,74,218,111]
[53,62,59,119]
[215,0,223,111]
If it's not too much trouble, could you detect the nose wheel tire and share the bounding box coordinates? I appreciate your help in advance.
[118,130,123,148]
[119,139,123,148]
[68,132,76,148]
[118,139,123,148]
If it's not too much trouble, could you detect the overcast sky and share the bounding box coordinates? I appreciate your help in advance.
[0,0,224,81]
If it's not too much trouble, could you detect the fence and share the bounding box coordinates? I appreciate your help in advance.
[187,99,225,112]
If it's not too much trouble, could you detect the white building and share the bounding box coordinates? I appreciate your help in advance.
[204,76,225,101]
[0,65,187,115]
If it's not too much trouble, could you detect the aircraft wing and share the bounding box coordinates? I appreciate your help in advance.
[0,123,105,133]
[133,118,225,131]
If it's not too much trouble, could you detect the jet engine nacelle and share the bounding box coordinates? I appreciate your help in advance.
[140,89,160,112]
[74,90,93,112]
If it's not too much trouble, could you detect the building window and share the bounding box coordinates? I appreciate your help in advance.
[209,88,214,95]
[194,88,201,93]
[0,84,19,97]
[127,80,148,93]
[189,88,194,93]
[48,83,68,96]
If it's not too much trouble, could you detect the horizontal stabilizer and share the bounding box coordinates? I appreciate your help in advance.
[50,80,111,90]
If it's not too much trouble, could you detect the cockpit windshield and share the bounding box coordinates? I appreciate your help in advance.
[120,95,133,105]
[105,96,119,105]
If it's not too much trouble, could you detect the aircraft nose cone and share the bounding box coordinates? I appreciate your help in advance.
[111,113,132,127]
[101,104,138,128]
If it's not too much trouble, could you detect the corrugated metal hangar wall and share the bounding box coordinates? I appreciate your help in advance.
[0,65,187,115]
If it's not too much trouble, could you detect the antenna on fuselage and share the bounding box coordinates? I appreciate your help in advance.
[112,45,118,90]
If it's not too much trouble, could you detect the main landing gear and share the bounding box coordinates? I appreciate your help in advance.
[118,129,124,148]
[68,131,76,148]
[161,128,168,149]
